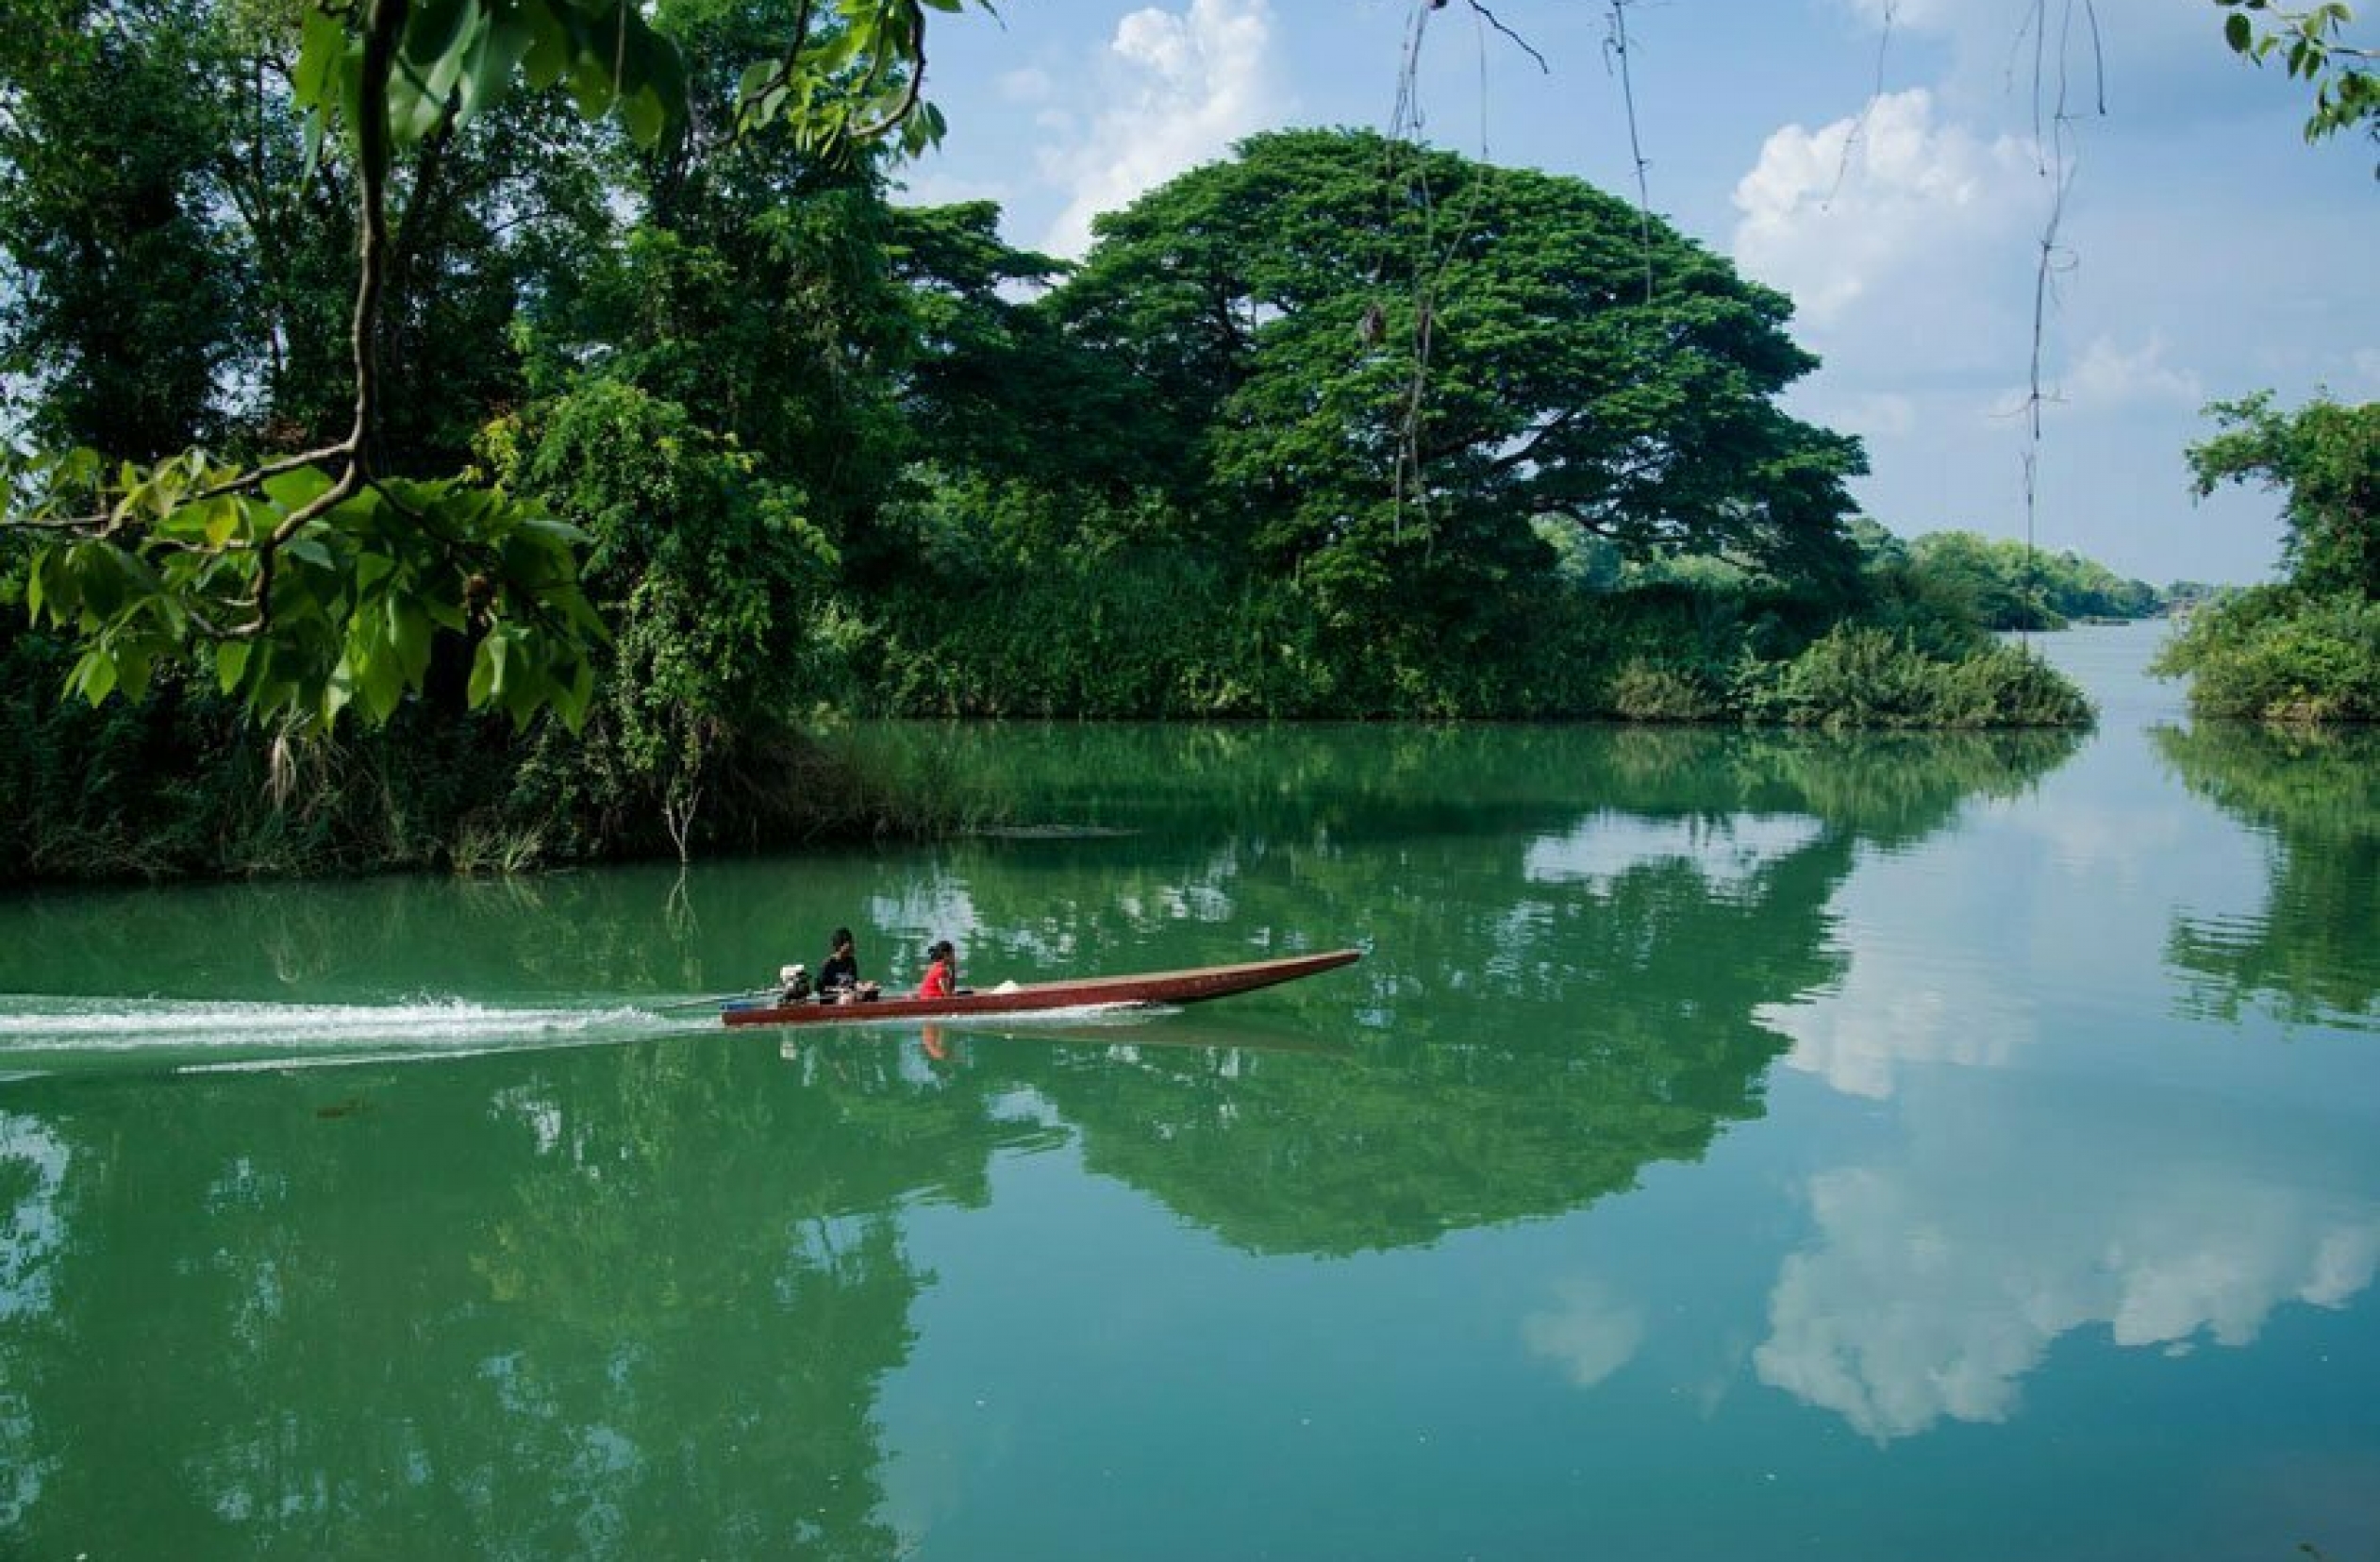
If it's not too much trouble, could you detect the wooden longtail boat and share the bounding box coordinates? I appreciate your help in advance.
[721,948,1362,1029]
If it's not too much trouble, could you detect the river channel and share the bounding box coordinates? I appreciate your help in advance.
[1,623,2374,1558]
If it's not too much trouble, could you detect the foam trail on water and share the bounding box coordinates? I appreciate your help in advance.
[0,993,692,1068]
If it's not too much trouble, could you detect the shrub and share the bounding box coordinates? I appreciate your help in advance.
[1744,626,2092,729]
[1606,660,1728,722]
[2153,587,2380,722]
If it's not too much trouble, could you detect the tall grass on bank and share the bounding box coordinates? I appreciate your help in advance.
[856,556,2093,729]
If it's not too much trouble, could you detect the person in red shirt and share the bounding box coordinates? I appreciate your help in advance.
[918,939,957,998]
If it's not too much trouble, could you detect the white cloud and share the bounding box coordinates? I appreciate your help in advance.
[1523,813,1823,897]
[1831,0,2244,99]
[998,66,1055,105]
[1836,0,1959,29]
[1754,1088,2380,1441]
[2060,333,2205,407]
[1037,0,1286,258]
[1849,390,1917,438]
[1801,389,1919,440]
[1522,1278,1646,1389]
[891,169,1016,212]
[1759,925,2032,1101]
[1732,89,2037,329]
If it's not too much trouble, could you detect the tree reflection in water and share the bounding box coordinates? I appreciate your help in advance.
[852,724,2084,1255]
[2157,723,2380,1033]
[0,1041,1051,1557]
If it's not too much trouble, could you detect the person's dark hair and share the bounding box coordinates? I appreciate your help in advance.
[831,927,855,952]
[929,939,954,961]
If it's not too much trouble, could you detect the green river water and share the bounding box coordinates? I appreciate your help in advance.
[1,623,2374,1559]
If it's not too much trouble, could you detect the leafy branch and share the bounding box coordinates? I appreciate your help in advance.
[4,0,974,730]
[2215,0,2379,169]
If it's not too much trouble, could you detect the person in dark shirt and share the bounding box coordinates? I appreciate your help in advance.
[819,927,879,1003]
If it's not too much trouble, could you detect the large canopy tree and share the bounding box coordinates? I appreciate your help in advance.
[1049,128,1867,616]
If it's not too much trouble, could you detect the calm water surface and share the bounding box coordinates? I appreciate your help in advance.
[2,623,2375,1559]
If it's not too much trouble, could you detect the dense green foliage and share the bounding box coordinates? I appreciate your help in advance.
[1,8,2096,882]
[1047,129,1867,617]
[0,0,977,739]
[0,0,985,873]
[2154,392,2379,721]
[2155,584,2380,721]
[849,132,2079,730]
[0,0,242,457]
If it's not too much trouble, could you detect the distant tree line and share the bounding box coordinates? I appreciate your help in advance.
[1558,520,2172,631]
[1865,527,2167,630]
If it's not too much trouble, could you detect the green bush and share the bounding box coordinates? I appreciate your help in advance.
[1606,660,1728,722]
[2153,587,2380,722]
[1743,626,2092,729]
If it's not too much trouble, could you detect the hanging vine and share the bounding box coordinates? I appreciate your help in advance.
[2015,0,2108,639]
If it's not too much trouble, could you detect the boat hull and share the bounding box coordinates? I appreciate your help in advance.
[720,948,1362,1028]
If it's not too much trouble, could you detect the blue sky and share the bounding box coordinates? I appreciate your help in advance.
[895,0,2375,586]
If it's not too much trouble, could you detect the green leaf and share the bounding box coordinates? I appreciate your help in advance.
[566,57,611,119]
[116,648,153,704]
[466,633,500,706]
[323,656,356,723]
[520,0,569,90]
[388,68,450,144]
[459,9,538,121]
[390,595,435,686]
[621,83,666,145]
[402,0,477,68]
[72,649,118,706]
[2226,12,2254,51]
[517,514,591,545]
[215,640,252,695]
[263,466,334,510]
[550,655,595,733]
[359,635,404,721]
[300,110,328,193]
[293,6,348,113]
[285,537,338,573]
[203,499,243,547]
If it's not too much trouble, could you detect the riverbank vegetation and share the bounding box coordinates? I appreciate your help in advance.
[2153,393,2379,723]
[1,1,2103,880]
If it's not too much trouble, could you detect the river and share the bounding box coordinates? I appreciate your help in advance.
[1,622,2374,1559]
